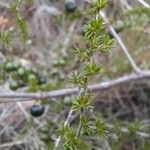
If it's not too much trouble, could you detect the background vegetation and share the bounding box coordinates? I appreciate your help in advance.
[0,0,150,149]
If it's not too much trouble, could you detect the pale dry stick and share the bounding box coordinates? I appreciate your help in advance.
[33,5,61,30]
[0,140,28,148]
[33,5,61,40]
[61,20,76,55]
[34,5,61,17]
[3,119,48,149]
[0,105,18,123]
[0,126,8,135]
[137,0,150,8]
[0,72,150,102]
[0,1,9,8]
[120,0,132,10]
[99,11,143,74]
[54,109,74,149]
[0,98,35,103]
[16,102,42,126]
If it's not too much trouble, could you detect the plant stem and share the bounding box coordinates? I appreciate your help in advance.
[76,108,84,137]
[76,84,88,137]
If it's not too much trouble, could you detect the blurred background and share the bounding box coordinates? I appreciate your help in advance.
[0,0,150,149]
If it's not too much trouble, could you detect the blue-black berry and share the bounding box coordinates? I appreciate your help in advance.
[65,0,77,13]
[30,105,45,117]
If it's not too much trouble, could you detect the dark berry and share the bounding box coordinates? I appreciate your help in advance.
[65,0,77,13]
[38,76,47,85]
[30,105,45,117]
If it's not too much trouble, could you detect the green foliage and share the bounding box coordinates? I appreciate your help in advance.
[95,119,108,138]
[125,7,150,17]
[80,116,93,135]
[0,0,30,50]
[84,17,104,38]
[70,71,88,87]
[25,0,33,5]
[0,0,120,149]
[128,120,140,136]
[9,0,20,15]
[83,62,102,77]
[99,35,114,53]
[72,46,89,62]
[59,123,89,150]
[16,16,29,44]
[72,93,93,112]
[2,0,149,149]
[60,0,113,148]
[90,0,108,13]
[123,7,150,31]
[0,30,14,47]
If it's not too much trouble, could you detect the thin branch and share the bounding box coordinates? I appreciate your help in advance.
[137,0,150,8]
[0,72,150,103]
[99,11,143,74]
[0,140,28,148]
[61,20,76,55]
[35,5,61,17]
[54,109,74,149]
[120,0,132,10]
[76,108,83,137]
[0,1,9,8]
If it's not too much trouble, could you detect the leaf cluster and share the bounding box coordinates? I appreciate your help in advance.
[0,30,14,47]
[59,123,89,150]
[72,93,93,112]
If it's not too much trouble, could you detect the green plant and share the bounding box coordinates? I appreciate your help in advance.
[57,0,114,149]
[124,7,150,31]
[0,30,14,47]
[1,0,149,149]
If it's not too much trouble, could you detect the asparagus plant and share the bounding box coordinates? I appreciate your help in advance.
[58,0,114,149]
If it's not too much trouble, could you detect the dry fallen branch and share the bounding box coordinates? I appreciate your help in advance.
[54,109,74,149]
[0,1,9,8]
[137,0,150,8]
[99,11,143,74]
[0,140,28,149]
[0,72,150,103]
